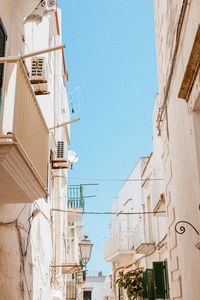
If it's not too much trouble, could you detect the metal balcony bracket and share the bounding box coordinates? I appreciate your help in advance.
[175,221,199,235]
[175,221,200,250]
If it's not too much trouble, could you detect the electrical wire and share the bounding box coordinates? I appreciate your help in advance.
[68,177,163,182]
[51,208,165,215]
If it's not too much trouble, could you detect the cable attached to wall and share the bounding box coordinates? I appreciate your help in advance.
[51,208,166,215]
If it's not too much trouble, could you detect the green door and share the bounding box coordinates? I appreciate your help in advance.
[83,290,92,300]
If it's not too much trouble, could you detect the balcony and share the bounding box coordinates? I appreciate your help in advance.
[62,263,82,275]
[104,231,134,262]
[67,185,85,223]
[0,60,48,203]
[132,221,155,254]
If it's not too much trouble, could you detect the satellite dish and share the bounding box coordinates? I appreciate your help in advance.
[68,150,78,163]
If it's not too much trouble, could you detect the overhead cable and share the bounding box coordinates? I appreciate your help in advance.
[68,177,163,182]
[51,209,165,215]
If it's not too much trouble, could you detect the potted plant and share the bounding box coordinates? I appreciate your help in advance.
[116,269,144,299]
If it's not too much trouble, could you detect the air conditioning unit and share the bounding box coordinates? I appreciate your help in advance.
[56,140,67,161]
[30,57,49,95]
[51,141,71,169]
[30,57,46,82]
[44,0,57,14]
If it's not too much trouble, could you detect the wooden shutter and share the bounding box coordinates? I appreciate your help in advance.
[153,262,165,299]
[147,269,155,300]
[164,259,170,299]
[143,269,155,300]
[143,270,148,299]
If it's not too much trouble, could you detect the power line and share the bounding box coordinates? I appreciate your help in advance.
[51,209,165,215]
[68,177,163,182]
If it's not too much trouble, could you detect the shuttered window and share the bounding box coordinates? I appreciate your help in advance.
[0,19,7,116]
[143,269,155,300]
[143,270,148,299]
[153,261,170,299]
[164,259,170,299]
[153,262,165,299]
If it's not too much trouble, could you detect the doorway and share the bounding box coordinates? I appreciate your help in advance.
[83,290,92,300]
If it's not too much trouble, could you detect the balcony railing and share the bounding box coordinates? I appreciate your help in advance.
[66,280,77,300]
[0,60,49,203]
[132,221,155,254]
[67,185,85,222]
[104,231,134,262]
[75,270,86,284]
[67,185,84,209]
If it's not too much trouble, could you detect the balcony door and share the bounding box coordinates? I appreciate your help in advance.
[0,19,7,118]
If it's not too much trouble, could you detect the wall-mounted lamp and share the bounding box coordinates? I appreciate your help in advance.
[79,235,93,267]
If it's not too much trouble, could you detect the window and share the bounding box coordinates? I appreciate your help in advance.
[0,18,7,116]
[153,261,170,299]
[143,269,155,300]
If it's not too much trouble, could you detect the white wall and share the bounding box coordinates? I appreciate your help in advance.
[0,2,71,299]
[154,1,200,298]
[83,276,113,300]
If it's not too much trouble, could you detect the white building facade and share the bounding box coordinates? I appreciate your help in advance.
[81,274,113,300]
[153,0,200,299]
[0,1,85,299]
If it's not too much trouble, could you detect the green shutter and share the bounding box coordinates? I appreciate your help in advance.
[143,271,148,299]
[143,269,155,300]
[147,269,155,300]
[153,262,165,299]
[118,286,121,300]
[164,260,170,299]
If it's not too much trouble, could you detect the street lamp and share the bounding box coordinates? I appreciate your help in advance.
[79,235,93,266]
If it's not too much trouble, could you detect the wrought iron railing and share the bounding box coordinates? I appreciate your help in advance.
[67,185,84,209]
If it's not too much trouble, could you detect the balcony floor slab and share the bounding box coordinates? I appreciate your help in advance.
[0,141,47,203]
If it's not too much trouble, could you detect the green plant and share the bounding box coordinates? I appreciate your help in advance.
[116,269,144,299]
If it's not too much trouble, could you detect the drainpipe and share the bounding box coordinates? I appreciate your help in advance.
[52,31,64,290]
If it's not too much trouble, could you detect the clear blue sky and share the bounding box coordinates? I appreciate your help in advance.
[58,0,158,276]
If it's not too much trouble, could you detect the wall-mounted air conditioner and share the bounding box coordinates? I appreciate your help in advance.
[30,57,49,95]
[56,140,67,161]
[51,140,70,169]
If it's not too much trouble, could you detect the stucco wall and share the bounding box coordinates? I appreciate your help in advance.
[154,0,200,299]
[0,2,70,299]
